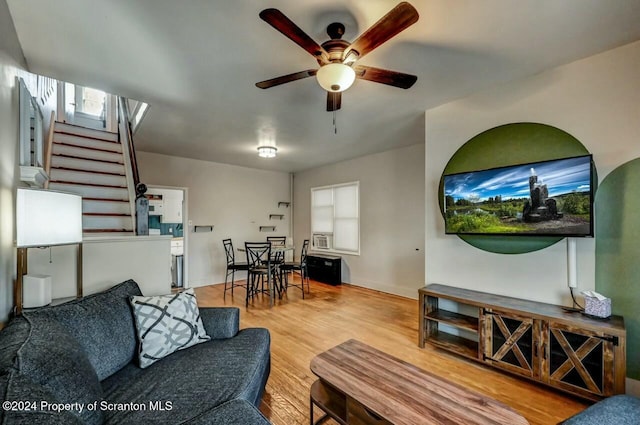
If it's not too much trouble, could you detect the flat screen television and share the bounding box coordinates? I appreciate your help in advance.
[442,154,594,237]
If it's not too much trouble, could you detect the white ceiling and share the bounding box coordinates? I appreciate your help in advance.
[7,0,640,172]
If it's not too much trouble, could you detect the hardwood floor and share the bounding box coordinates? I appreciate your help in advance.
[195,277,589,425]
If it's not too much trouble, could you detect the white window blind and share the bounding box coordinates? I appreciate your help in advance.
[311,182,359,254]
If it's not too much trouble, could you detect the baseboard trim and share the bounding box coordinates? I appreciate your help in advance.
[345,280,420,300]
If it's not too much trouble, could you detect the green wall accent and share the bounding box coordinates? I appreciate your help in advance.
[595,158,640,380]
[439,122,591,254]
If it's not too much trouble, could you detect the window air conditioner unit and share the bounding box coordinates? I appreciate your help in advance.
[313,234,332,250]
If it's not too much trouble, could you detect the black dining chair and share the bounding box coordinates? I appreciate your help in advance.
[280,239,310,298]
[245,241,279,307]
[222,239,249,300]
[266,236,287,246]
[266,236,287,286]
[266,236,287,261]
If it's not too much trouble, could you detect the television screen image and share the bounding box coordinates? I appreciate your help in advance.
[443,155,593,236]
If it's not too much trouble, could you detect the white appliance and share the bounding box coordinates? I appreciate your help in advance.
[171,239,184,287]
[148,197,163,216]
[313,234,332,250]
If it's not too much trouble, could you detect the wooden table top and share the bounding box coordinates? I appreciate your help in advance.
[310,339,529,425]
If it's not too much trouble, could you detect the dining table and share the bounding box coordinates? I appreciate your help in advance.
[237,244,294,306]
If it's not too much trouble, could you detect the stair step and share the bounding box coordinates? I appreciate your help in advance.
[52,144,123,164]
[83,199,131,215]
[53,133,122,153]
[51,156,126,175]
[83,215,133,231]
[50,169,127,187]
[49,182,129,201]
[55,122,118,143]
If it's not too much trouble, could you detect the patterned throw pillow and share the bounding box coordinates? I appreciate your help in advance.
[130,289,210,368]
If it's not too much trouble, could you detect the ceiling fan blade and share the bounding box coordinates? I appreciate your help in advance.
[326,92,342,111]
[260,8,329,64]
[343,2,419,62]
[354,65,417,89]
[256,69,317,89]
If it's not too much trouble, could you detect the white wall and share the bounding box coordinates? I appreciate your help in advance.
[0,0,27,321]
[28,236,172,299]
[425,41,640,305]
[137,151,291,287]
[293,144,425,298]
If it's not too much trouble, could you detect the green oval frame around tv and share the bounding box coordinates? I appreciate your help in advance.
[438,122,593,254]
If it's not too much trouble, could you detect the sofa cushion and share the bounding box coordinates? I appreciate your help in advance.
[100,328,270,424]
[25,279,142,380]
[130,288,210,368]
[0,315,103,425]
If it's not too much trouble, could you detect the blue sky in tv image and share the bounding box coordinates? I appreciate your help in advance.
[444,155,591,202]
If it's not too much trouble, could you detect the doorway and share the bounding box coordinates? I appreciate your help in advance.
[146,186,189,289]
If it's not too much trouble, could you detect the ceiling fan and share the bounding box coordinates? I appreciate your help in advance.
[256,2,419,112]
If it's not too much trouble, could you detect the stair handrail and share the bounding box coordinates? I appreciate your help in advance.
[117,96,141,235]
[43,110,55,189]
[117,97,140,187]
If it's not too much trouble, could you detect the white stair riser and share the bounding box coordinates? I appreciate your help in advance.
[50,169,127,187]
[83,215,133,231]
[55,122,118,142]
[51,122,135,235]
[48,182,129,200]
[50,156,125,175]
[83,200,131,215]
[54,133,122,153]
[52,144,123,163]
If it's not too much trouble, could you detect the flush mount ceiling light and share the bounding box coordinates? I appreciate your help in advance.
[257,145,277,158]
[316,63,356,93]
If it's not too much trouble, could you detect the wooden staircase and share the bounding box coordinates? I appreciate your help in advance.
[47,122,136,235]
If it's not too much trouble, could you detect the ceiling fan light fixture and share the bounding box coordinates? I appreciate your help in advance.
[257,145,277,158]
[316,63,356,93]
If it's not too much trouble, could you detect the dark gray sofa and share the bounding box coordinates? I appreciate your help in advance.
[0,279,271,425]
[561,395,640,424]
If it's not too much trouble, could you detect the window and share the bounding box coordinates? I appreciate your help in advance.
[311,182,359,254]
[75,86,106,117]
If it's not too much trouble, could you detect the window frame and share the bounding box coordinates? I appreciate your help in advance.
[310,181,360,256]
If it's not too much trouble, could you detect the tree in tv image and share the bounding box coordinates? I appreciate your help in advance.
[443,155,592,235]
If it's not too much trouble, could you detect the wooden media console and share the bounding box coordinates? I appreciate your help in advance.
[419,284,626,401]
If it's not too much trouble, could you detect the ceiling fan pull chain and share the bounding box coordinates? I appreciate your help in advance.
[332,94,338,134]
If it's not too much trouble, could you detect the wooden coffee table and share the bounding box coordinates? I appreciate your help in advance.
[310,339,529,425]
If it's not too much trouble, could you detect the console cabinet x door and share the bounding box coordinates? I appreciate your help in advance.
[483,309,621,399]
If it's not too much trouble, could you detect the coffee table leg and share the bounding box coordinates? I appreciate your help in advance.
[310,397,332,425]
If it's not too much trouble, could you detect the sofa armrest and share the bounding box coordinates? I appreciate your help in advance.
[199,307,240,339]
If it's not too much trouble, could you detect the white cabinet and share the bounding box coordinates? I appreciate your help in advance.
[161,193,182,223]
